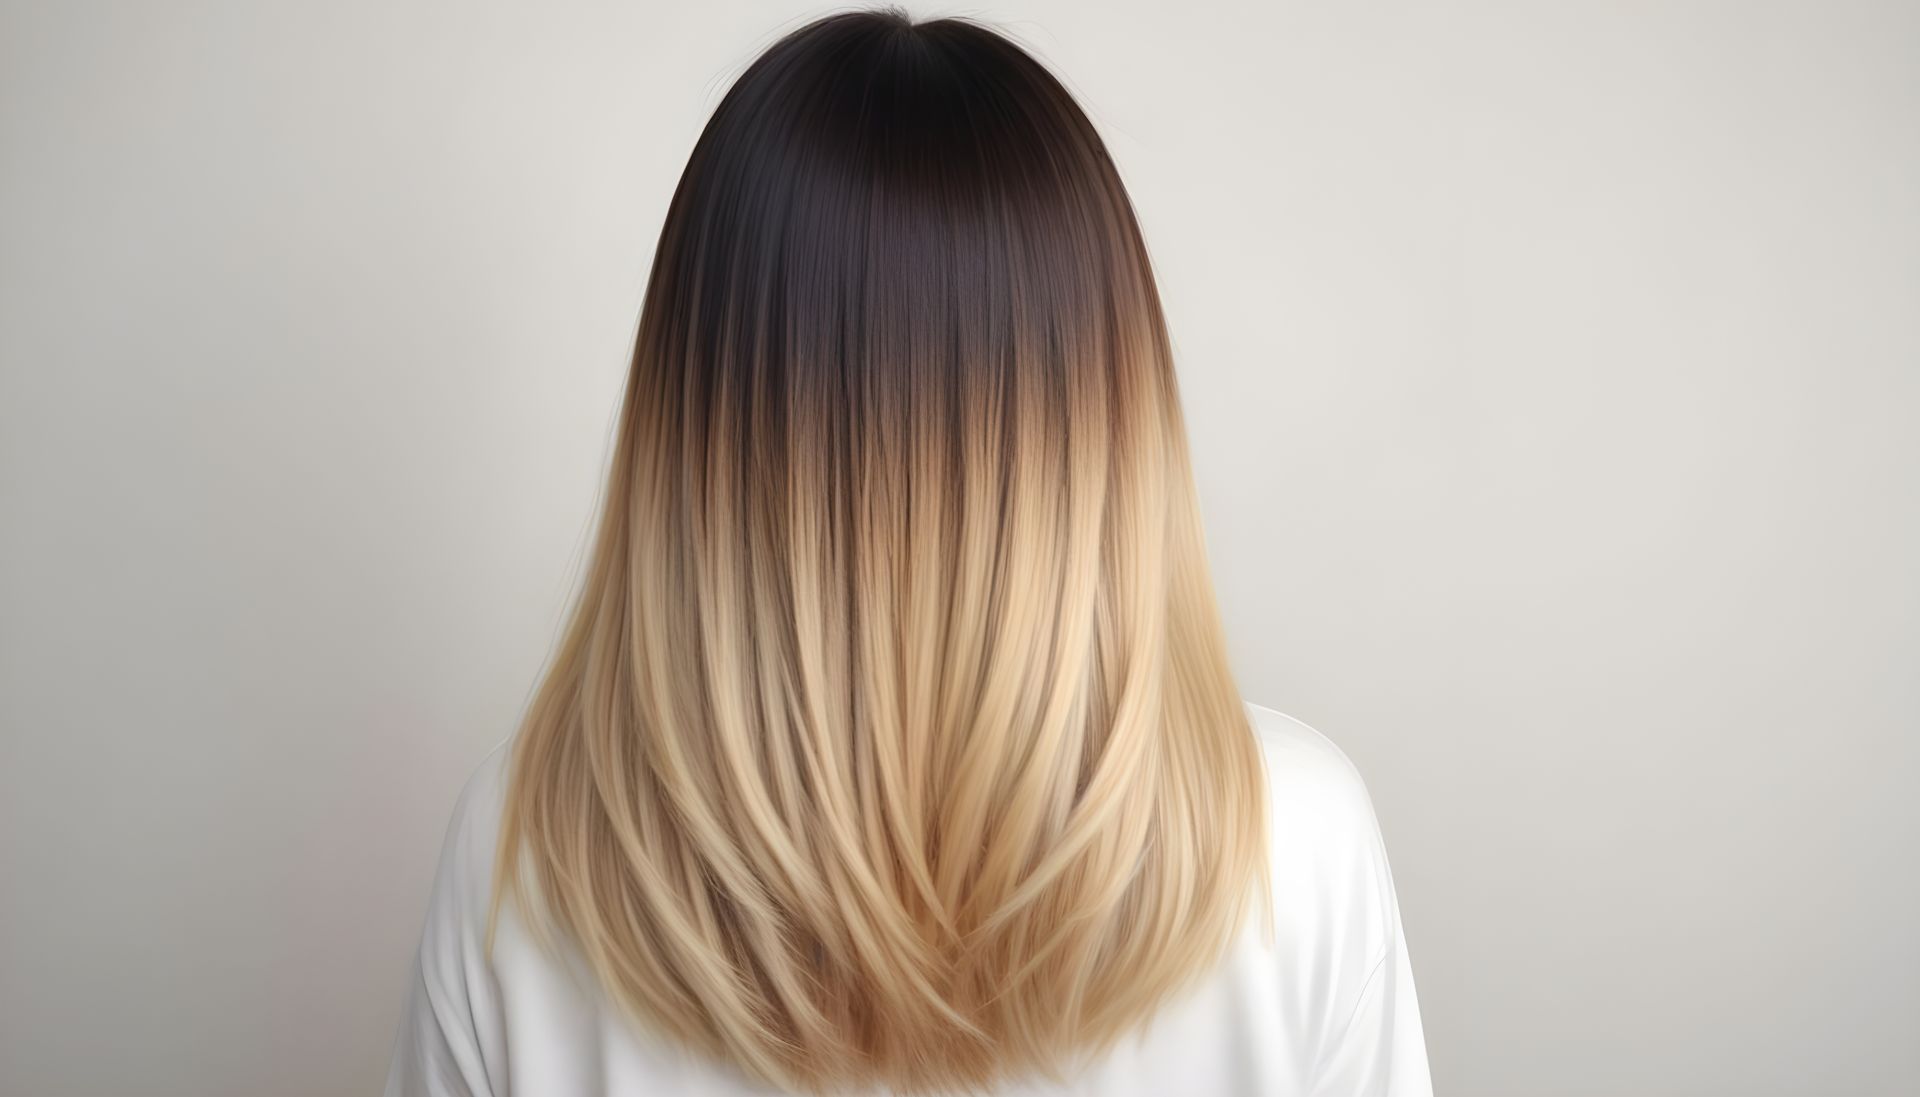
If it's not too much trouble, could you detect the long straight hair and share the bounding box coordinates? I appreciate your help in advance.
[493,9,1268,1093]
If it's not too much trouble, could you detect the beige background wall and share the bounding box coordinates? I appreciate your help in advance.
[2,2,1914,1094]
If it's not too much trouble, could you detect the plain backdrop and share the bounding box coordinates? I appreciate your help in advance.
[2,2,1915,1094]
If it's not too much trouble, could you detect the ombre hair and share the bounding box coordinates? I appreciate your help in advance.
[492,8,1268,1093]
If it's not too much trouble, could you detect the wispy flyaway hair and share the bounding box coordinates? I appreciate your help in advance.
[493,8,1269,1093]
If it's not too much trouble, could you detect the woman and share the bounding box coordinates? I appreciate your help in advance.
[385,9,1431,1096]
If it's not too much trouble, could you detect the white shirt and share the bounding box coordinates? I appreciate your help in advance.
[385,702,1434,1097]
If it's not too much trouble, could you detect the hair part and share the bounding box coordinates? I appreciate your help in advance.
[491,8,1269,1092]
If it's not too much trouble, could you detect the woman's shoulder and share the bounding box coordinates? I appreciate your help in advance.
[1239,699,1402,943]
[448,735,514,842]
[1232,701,1431,1094]
[1241,699,1386,835]
[419,735,515,924]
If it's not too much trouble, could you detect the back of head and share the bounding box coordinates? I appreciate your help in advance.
[495,8,1268,1093]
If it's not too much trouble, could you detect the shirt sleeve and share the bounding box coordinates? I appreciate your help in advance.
[1308,909,1433,1096]
[383,744,512,1097]
[1305,786,1434,1097]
